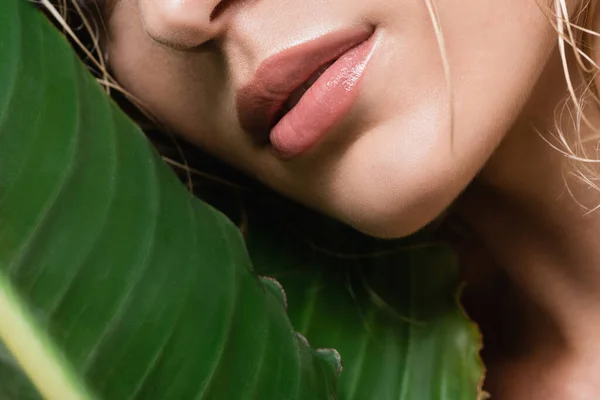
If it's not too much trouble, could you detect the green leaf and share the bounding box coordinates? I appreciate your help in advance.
[247,210,484,400]
[0,1,339,399]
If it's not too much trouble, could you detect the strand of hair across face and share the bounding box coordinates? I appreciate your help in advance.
[423,0,456,153]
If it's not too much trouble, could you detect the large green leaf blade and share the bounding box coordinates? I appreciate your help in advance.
[0,1,339,399]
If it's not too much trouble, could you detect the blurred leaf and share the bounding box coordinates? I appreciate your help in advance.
[247,209,484,400]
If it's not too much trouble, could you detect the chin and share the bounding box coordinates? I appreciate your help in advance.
[344,209,441,240]
[307,140,463,240]
[328,187,455,239]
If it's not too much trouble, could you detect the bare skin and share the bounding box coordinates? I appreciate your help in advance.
[458,29,600,398]
[100,0,600,397]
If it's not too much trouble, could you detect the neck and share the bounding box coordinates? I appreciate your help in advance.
[454,44,600,398]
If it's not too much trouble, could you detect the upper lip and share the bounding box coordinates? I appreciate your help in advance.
[236,27,374,143]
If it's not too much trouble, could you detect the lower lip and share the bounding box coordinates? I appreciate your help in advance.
[270,32,378,159]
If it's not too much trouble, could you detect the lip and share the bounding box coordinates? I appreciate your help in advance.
[236,27,377,158]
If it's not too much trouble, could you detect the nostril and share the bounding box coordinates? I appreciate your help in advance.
[210,0,227,21]
[210,0,244,21]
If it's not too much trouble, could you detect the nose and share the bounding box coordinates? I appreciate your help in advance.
[138,0,232,49]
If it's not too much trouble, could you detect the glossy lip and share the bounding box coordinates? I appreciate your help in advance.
[236,27,376,156]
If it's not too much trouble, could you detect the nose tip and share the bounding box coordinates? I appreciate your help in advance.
[139,0,227,49]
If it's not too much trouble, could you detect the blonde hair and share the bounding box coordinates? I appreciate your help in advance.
[548,0,600,213]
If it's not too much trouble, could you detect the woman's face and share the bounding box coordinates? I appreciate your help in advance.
[107,0,565,237]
